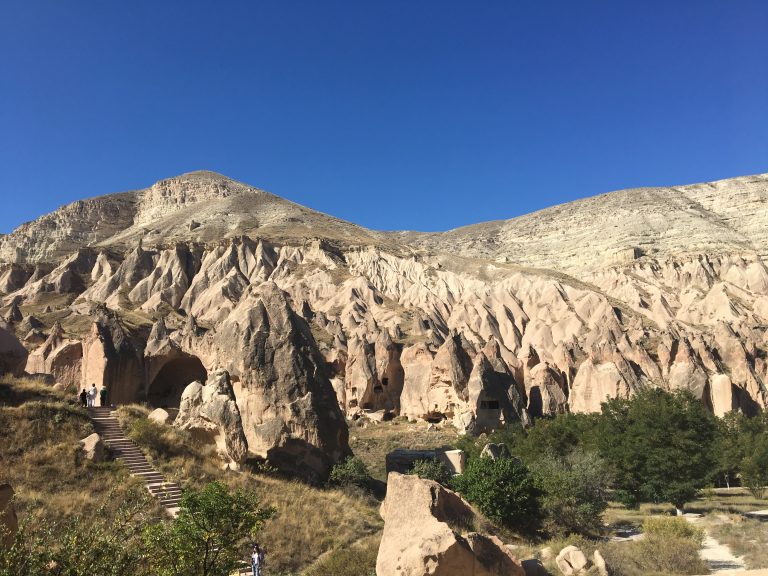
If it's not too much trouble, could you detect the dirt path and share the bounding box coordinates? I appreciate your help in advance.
[686,515,746,574]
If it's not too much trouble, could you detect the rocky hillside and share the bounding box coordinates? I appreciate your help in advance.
[2,170,768,475]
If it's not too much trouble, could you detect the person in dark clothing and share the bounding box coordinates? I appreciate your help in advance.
[79,389,87,407]
[99,385,108,407]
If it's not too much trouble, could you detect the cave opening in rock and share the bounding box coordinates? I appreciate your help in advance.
[148,356,207,409]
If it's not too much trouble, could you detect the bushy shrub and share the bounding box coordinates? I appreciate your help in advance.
[642,516,704,543]
[125,418,174,455]
[451,456,540,532]
[329,456,371,488]
[600,516,706,575]
[531,449,610,535]
[408,459,452,485]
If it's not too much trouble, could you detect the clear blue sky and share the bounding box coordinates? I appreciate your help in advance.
[1,1,766,234]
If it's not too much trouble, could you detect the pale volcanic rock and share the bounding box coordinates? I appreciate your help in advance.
[342,331,403,414]
[569,359,633,414]
[374,330,405,412]
[4,170,768,438]
[175,369,248,466]
[400,343,436,420]
[427,334,473,417]
[526,363,568,417]
[377,473,525,576]
[462,343,528,434]
[130,244,200,311]
[556,545,590,576]
[148,407,172,425]
[79,433,106,462]
[81,313,143,405]
[711,374,735,417]
[4,301,22,323]
[25,322,83,389]
[211,282,350,480]
[0,264,33,294]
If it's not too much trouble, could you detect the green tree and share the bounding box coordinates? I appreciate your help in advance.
[741,433,768,499]
[713,411,748,488]
[512,413,600,463]
[530,449,611,535]
[597,389,717,512]
[452,456,540,532]
[143,481,274,576]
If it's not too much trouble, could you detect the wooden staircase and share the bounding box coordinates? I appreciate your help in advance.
[88,406,183,516]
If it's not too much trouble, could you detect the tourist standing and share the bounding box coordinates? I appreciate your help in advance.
[251,544,265,576]
[79,389,87,407]
[99,385,108,407]
[88,383,97,407]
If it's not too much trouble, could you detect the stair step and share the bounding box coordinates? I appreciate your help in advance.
[87,412,182,509]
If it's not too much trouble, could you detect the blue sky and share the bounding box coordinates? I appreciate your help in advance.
[1,1,766,234]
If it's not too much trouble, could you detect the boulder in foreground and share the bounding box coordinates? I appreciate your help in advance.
[377,472,525,576]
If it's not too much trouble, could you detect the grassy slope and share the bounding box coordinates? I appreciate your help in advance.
[116,405,384,574]
[9,375,766,575]
[0,376,159,524]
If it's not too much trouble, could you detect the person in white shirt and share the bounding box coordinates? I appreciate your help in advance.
[88,384,97,407]
[251,544,264,576]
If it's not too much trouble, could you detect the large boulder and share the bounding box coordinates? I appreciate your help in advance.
[148,407,171,425]
[175,369,248,467]
[79,433,106,462]
[0,325,27,376]
[377,472,525,576]
[556,545,590,576]
[0,484,18,549]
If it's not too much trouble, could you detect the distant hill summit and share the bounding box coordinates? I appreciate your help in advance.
[401,173,768,273]
[0,170,381,264]
[2,170,768,468]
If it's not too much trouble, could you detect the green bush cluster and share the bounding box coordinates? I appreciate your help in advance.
[451,456,541,532]
[407,459,452,485]
[452,388,741,536]
[328,456,371,488]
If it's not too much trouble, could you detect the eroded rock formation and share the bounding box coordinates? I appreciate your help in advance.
[2,170,768,471]
[175,369,248,467]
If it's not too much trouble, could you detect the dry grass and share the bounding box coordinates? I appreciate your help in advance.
[349,418,460,481]
[0,377,159,525]
[116,404,384,574]
[707,515,768,569]
[0,374,64,406]
[303,533,380,576]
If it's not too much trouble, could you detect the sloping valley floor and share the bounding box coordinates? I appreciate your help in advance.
[4,375,768,575]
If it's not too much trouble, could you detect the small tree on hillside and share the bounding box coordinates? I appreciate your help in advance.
[530,448,611,535]
[143,481,274,576]
[597,388,717,513]
[452,456,540,532]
